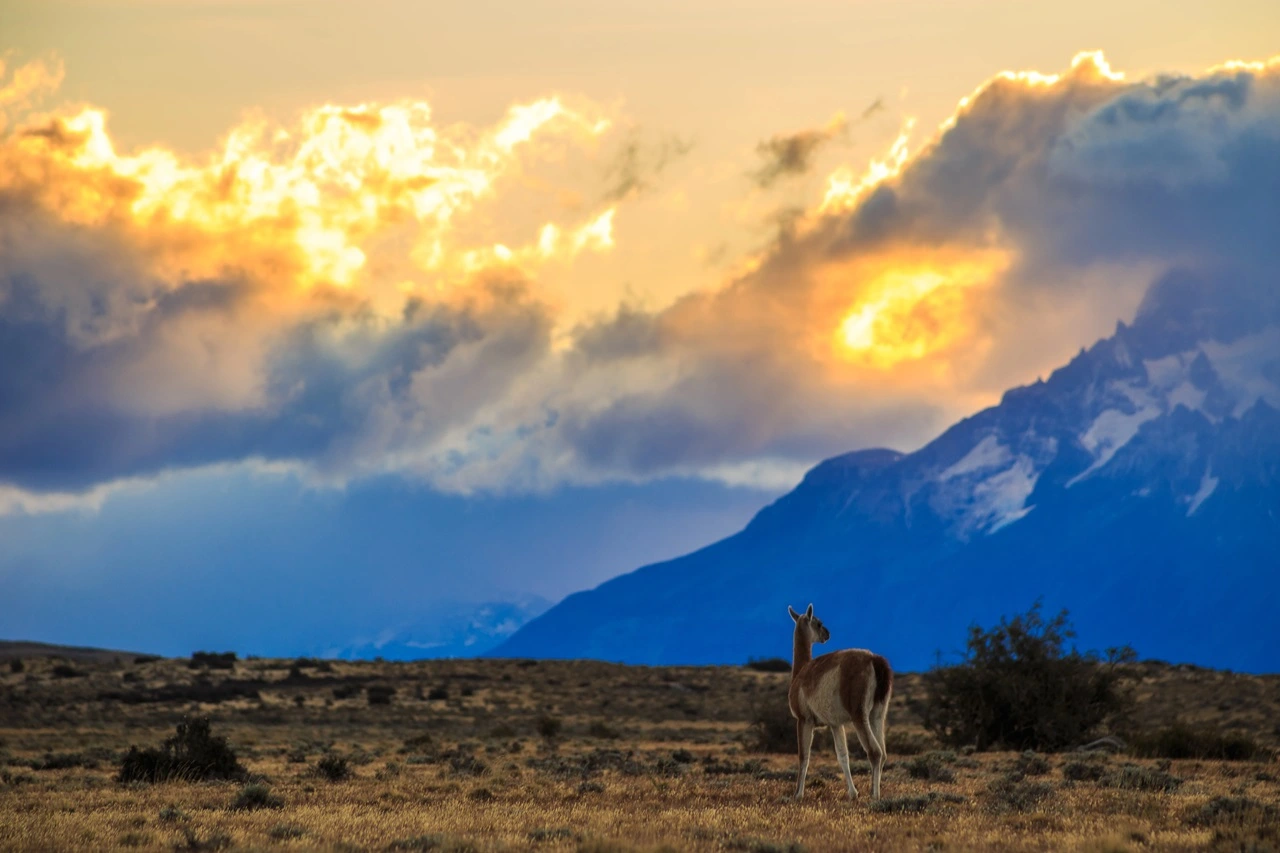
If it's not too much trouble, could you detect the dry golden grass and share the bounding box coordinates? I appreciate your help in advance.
[1,653,1278,852]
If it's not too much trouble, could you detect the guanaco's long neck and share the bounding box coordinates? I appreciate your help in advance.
[792,626,812,678]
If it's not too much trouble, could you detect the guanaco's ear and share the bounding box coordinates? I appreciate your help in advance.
[787,605,800,622]
[805,603,814,618]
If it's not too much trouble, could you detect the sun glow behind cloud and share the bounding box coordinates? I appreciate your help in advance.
[2,46,1278,505]
[834,250,1010,369]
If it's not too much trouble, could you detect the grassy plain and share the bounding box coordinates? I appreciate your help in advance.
[1,650,1278,852]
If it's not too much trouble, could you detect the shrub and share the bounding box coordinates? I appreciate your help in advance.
[921,602,1133,751]
[315,754,351,781]
[427,686,449,701]
[229,783,283,810]
[401,734,436,755]
[884,730,937,755]
[269,824,305,840]
[536,715,563,739]
[905,751,957,782]
[1101,763,1182,793]
[746,701,795,753]
[51,663,81,678]
[1014,750,1051,776]
[132,655,162,664]
[118,717,245,783]
[867,793,967,814]
[1129,723,1265,761]
[8,659,23,673]
[744,658,792,673]
[587,721,620,739]
[987,772,1054,811]
[188,651,237,670]
[333,684,361,700]
[1062,759,1107,782]
[158,806,189,823]
[367,685,396,706]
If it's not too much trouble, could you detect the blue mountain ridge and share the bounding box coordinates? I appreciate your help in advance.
[491,271,1280,672]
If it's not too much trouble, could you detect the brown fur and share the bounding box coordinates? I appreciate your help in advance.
[787,604,892,799]
[871,653,893,706]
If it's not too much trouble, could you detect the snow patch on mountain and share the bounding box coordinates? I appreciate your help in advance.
[972,456,1039,533]
[1187,469,1219,516]
[941,435,1011,481]
[1069,398,1161,485]
[1201,329,1280,416]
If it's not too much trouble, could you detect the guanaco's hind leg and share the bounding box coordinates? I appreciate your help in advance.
[853,715,885,800]
[794,719,815,800]
[832,725,859,798]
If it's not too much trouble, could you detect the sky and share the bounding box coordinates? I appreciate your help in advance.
[1,0,1278,656]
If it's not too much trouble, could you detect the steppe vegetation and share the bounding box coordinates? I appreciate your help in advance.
[1,632,1277,851]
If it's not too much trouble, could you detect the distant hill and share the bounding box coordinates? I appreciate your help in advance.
[0,640,151,663]
[493,271,1280,672]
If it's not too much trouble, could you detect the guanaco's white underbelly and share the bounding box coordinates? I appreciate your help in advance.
[800,667,854,727]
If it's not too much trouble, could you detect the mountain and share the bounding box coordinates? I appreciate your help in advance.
[492,271,1280,672]
[328,596,551,660]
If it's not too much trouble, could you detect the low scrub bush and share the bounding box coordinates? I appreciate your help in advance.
[229,783,283,811]
[188,651,237,670]
[8,659,23,673]
[587,721,620,739]
[315,754,351,781]
[118,717,245,783]
[1101,763,1182,793]
[884,730,937,756]
[51,663,82,678]
[987,772,1054,811]
[746,701,794,753]
[1013,750,1050,776]
[905,751,957,782]
[744,658,792,673]
[367,685,396,706]
[1129,723,1265,761]
[1062,759,1107,782]
[536,715,563,739]
[922,602,1133,751]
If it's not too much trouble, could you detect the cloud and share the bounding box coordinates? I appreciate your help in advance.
[752,112,848,188]
[601,131,693,202]
[2,51,1278,506]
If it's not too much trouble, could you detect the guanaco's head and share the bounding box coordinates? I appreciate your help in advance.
[788,604,830,645]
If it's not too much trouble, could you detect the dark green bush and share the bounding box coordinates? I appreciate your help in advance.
[8,659,23,673]
[587,721,620,739]
[987,772,1054,811]
[427,686,449,701]
[746,701,795,753]
[117,717,245,783]
[536,715,563,739]
[51,663,81,678]
[187,651,236,670]
[315,754,351,781]
[921,603,1133,751]
[1101,763,1182,793]
[744,658,792,673]
[1129,723,1265,761]
[229,783,283,810]
[1062,759,1107,782]
[1014,750,1050,776]
[367,685,396,706]
[905,751,957,782]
